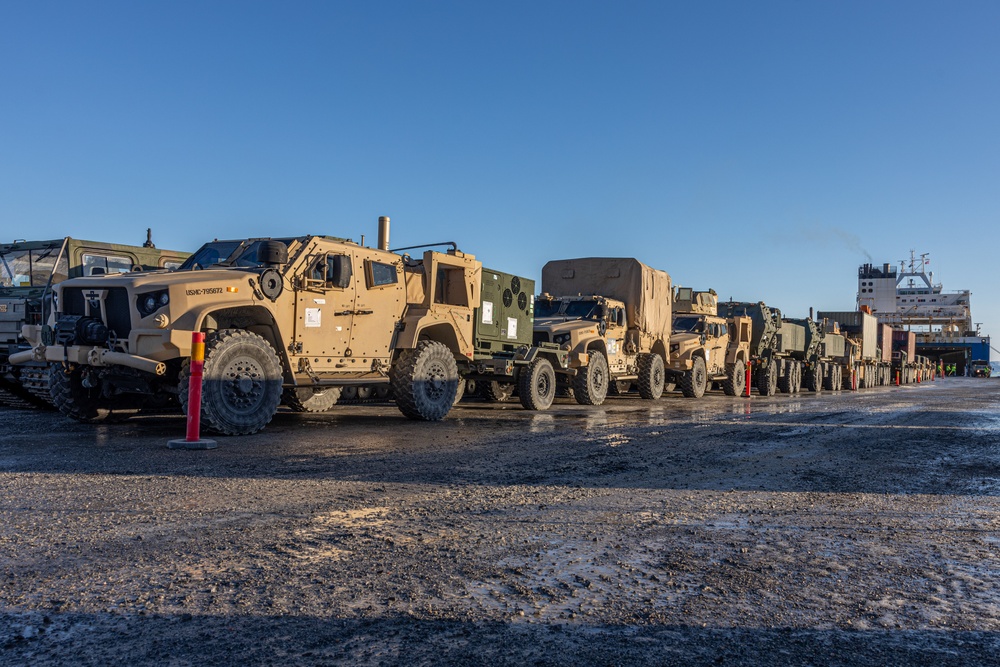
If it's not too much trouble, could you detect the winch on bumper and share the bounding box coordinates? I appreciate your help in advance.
[11,322,196,376]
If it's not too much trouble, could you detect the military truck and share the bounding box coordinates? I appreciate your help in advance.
[717,301,808,396]
[14,218,565,434]
[0,233,188,407]
[784,317,846,391]
[534,258,672,406]
[817,310,892,389]
[668,288,752,398]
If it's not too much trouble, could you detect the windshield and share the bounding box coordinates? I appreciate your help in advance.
[178,239,292,271]
[564,300,603,319]
[534,299,562,318]
[178,242,244,270]
[0,245,68,288]
[673,315,705,333]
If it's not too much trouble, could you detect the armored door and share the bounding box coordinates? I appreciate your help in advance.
[347,250,405,366]
[708,322,728,374]
[294,250,356,369]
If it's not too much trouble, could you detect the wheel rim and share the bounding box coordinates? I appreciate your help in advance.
[537,371,552,398]
[222,356,268,411]
[423,361,449,401]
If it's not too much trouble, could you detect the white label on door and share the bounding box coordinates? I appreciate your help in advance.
[305,308,322,328]
[313,298,326,304]
[507,317,518,339]
[482,301,494,325]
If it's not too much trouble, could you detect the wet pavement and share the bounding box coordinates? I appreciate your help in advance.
[1,378,999,665]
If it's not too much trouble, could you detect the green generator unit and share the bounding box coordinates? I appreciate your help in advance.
[474,268,534,358]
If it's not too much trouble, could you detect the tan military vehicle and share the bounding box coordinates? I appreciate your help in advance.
[14,218,550,435]
[534,258,672,406]
[667,287,752,398]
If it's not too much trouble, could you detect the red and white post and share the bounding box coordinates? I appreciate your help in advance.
[168,331,217,450]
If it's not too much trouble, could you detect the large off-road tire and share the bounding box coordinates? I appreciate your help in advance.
[481,380,515,403]
[374,384,393,400]
[519,357,556,411]
[778,362,793,394]
[680,356,708,398]
[804,364,821,392]
[756,359,777,396]
[607,380,632,396]
[182,329,283,436]
[637,353,666,400]
[723,359,746,396]
[356,385,374,400]
[453,378,467,406]
[283,386,342,413]
[390,340,459,421]
[573,349,609,406]
[49,364,140,424]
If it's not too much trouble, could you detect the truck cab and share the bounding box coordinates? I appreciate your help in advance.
[668,288,751,398]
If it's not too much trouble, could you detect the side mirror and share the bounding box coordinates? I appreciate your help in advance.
[259,241,288,266]
[327,255,352,289]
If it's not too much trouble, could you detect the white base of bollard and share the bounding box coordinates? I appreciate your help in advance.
[167,438,218,450]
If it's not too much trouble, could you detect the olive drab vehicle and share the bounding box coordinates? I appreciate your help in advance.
[0,233,188,408]
[717,301,809,396]
[534,258,672,406]
[14,217,563,435]
[784,317,846,392]
[668,288,752,398]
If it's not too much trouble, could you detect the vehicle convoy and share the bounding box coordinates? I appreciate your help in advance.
[534,258,672,406]
[0,233,188,407]
[716,300,808,396]
[818,309,893,389]
[668,288,752,398]
[13,218,567,434]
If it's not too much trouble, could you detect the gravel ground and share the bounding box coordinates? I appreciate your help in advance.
[1,378,999,665]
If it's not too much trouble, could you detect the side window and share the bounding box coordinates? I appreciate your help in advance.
[308,254,352,288]
[365,260,398,289]
[83,253,133,275]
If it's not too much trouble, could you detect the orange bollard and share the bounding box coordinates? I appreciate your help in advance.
[896,371,900,386]
[168,331,217,450]
[745,361,752,397]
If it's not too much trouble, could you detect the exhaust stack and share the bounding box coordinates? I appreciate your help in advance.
[378,216,390,251]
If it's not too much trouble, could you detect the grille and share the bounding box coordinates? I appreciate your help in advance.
[59,287,132,340]
[105,288,131,340]
[61,288,87,316]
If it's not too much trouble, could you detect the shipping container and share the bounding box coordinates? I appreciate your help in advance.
[877,324,893,363]
[891,330,917,361]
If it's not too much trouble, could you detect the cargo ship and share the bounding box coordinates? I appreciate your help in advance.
[857,251,992,374]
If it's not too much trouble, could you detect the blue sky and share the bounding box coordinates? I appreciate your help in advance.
[2,1,998,357]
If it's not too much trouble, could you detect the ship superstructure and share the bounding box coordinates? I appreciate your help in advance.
[857,251,990,372]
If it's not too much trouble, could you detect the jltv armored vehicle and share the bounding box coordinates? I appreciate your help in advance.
[14,218,565,434]
[534,258,672,406]
[668,288,752,398]
[0,233,188,406]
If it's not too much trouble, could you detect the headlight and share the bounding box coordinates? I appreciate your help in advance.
[137,289,169,317]
[670,343,679,353]
[553,333,571,345]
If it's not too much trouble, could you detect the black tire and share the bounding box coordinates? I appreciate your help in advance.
[794,362,804,393]
[481,380,515,403]
[573,349,609,405]
[607,380,632,396]
[390,340,459,421]
[518,357,556,411]
[723,359,746,396]
[374,384,393,400]
[680,356,708,398]
[341,386,359,401]
[805,364,821,392]
[283,386,341,413]
[757,359,777,396]
[637,353,666,399]
[49,363,142,423]
[778,362,793,394]
[182,329,283,436]
[356,385,374,400]
[453,378,467,406]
